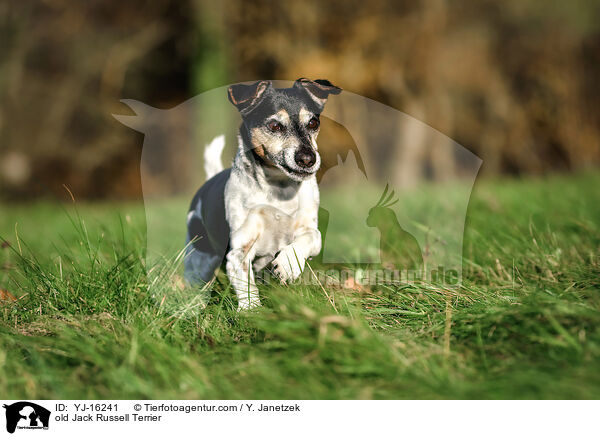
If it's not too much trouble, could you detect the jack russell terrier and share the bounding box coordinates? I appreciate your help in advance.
[184,78,341,310]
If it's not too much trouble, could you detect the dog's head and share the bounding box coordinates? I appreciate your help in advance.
[228,78,341,181]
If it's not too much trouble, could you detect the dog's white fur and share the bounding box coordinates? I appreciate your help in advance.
[222,134,321,310]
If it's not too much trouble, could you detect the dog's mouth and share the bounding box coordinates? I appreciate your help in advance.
[281,163,317,179]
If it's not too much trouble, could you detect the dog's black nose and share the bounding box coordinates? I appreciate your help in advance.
[294,150,316,168]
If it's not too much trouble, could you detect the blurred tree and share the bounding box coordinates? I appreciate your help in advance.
[0,0,195,199]
[1,0,599,199]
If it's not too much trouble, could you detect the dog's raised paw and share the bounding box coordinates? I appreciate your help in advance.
[272,244,305,283]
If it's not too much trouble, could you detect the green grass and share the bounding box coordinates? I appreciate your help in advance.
[1,171,599,399]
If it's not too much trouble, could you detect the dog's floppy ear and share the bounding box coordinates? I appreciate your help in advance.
[228,80,271,115]
[294,78,342,110]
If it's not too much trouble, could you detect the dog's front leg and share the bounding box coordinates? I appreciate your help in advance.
[226,212,263,310]
[226,248,260,310]
[273,224,321,284]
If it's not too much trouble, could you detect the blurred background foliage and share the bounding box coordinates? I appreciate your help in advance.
[0,0,599,200]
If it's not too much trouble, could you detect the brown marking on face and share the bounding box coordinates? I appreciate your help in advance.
[254,144,266,159]
[250,136,275,167]
[251,127,286,154]
[251,126,289,167]
[274,109,290,125]
[299,107,313,125]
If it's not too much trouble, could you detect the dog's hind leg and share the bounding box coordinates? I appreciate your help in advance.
[184,211,222,287]
[184,243,221,286]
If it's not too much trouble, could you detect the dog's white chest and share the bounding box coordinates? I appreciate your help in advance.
[247,205,296,256]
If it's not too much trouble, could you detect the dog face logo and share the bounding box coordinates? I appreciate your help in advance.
[227,79,341,182]
[3,402,50,434]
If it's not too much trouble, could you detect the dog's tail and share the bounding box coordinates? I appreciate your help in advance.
[204,134,225,180]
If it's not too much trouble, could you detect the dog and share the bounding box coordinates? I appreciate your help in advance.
[184,78,341,310]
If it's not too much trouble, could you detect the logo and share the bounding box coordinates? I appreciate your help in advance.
[3,402,50,434]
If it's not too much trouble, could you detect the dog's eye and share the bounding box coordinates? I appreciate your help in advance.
[307,117,319,130]
[267,120,284,132]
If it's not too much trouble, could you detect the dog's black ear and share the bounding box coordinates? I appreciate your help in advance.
[294,78,342,110]
[227,80,272,115]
